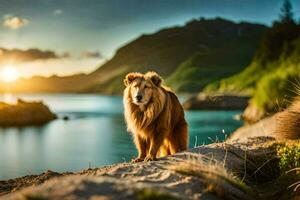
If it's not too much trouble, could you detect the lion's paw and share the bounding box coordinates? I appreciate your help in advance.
[144,156,157,162]
[131,157,144,163]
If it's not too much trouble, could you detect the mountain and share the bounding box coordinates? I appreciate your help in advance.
[205,19,300,94]
[84,18,267,94]
[1,18,267,95]
[165,24,265,93]
[204,19,300,122]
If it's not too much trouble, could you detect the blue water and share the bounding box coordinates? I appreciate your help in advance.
[0,94,243,180]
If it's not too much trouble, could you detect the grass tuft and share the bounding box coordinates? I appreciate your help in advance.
[135,188,178,200]
[258,141,300,199]
[171,158,256,200]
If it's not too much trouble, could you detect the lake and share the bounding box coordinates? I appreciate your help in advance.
[0,94,243,180]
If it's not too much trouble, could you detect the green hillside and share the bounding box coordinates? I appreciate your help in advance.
[205,19,300,93]
[204,12,300,120]
[251,37,300,115]
[165,28,263,93]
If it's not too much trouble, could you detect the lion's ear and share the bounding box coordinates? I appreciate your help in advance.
[147,71,162,86]
[124,72,140,86]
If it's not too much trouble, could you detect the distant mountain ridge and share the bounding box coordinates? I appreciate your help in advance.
[1,17,268,94]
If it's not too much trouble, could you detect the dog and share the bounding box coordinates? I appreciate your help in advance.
[123,71,188,162]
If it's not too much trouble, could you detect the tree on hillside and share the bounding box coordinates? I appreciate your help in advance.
[280,0,294,22]
[255,0,299,63]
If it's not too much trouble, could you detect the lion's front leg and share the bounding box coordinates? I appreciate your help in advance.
[132,135,147,163]
[144,131,166,161]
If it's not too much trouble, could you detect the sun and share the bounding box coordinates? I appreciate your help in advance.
[0,66,20,83]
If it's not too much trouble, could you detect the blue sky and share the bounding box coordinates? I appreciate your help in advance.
[0,0,299,77]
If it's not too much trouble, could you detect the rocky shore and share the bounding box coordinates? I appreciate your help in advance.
[229,98,300,141]
[183,93,250,110]
[1,136,299,200]
[0,99,56,126]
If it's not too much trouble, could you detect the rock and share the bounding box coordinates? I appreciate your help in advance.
[183,93,250,110]
[0,99,56,127]
[228,114,278,142]
[229,98,300,141]
[1,137,282,200]
[62,116,70,121]
[241,103,268,124]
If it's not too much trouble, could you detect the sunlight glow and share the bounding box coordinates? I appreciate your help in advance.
[0,66,20,83]
[2,93,16,104]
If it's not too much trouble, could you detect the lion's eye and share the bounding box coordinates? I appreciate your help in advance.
[145,85,150,89]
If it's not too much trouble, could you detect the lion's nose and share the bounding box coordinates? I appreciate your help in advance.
[136,95,142,101]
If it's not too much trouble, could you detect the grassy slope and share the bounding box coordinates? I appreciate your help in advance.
[204,61,265,95]
[165,33,262,93]
[252,61,300,112]
[204,52,300,118]
[203,21,300,117]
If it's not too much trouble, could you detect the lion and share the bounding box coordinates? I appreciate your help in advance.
[123,71,188,162]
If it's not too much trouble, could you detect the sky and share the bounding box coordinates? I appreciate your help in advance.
[0,0,299,78]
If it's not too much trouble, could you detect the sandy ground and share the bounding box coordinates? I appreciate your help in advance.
[0,137,276,200]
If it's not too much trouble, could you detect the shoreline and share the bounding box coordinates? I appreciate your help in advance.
[1,137,294,200]
[183,93,250,110]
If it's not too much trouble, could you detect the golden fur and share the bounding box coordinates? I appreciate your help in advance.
[123,71,188,162]
[276,97,300,139]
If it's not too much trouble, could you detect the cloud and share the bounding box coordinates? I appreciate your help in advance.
[0,48,69,65]
[18,57,105,78]
[81,51,102,58]
[53,9,63,16]
[3,15,29,29]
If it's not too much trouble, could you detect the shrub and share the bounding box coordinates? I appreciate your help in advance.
[274,141,300,172]
[251,64,300,114]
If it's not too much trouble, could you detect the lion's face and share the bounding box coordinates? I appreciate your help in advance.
[124,71,162,107]
[130,78,153,106]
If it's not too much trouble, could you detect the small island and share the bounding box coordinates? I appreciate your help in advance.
[0,99,56,127]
